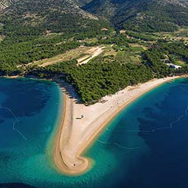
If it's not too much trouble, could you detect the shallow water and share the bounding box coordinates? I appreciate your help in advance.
[1,78,188,188]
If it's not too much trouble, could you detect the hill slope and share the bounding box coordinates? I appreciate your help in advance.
[84,0,188,32]
[0,0,102,34]
[0,0,108,74]
[0,0,20,11]
[0,0,10,11]
[74,0,92,6]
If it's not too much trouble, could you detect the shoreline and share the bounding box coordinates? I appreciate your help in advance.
[53,76,186,176]
[1,75,186,175]
[53,82,92,175]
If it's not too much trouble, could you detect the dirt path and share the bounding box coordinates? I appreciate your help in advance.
[77,46,104,65]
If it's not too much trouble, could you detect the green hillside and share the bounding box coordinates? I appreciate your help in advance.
[84,0,188,32]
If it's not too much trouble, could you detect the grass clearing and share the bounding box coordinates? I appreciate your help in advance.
[32,46,93,67]
[177,60,186,65]
[84,38,98,44]
[130,46,144,52]
[115,50,141,64]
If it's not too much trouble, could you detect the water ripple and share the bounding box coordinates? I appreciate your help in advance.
[0,103,27,140]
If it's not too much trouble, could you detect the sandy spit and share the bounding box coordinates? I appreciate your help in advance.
[53,76,184,176]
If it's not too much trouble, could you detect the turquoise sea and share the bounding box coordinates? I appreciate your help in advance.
[0,77,188,188]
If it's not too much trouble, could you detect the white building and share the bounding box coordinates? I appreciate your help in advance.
[166,63,181,69]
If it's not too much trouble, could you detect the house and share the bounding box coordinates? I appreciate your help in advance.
[166,63,181,69]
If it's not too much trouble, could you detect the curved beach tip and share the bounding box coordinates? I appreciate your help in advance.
[62,154,90,175]
[54,146,90,175]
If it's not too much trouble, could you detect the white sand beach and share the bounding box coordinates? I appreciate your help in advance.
[53,76,181,175]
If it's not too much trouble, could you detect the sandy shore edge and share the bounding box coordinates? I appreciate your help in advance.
[53,76,186,176]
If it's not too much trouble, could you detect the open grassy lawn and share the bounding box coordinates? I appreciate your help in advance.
[83,38,98,44]
[130,43,148,50]
[116,51,125,61]
[115,50,141,64]
[130,55,141,64]
[130,46,144,52]
[102,45,117,56]
[32,46,92,67]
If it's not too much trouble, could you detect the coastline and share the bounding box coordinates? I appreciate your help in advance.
[53,76,186,176]
[53,82,92,175]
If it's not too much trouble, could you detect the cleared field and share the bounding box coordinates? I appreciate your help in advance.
[115,50,141,64]
[130,46,144,52]
[130,43,148,50]
[103,45,116,56]
[116,51,125,61]
[24,43,142,68]
[89,44,142,65]
[83,37,98,44]
[31,46,89,67]
[31,46,99,67]
[33,45,105,67]
[155,28,188,42]
[77,46,104,65]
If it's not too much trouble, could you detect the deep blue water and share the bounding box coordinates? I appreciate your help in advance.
[0,78,62,188]
[1,78,188,188]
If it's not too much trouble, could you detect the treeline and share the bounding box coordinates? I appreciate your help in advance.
[143,41,188,77]
[0,39,80,65]
[2,40,188,104]
[29,57,188,104]
[143,41,188,68]
[126,31,155,41]
[69,63,153,104]
[161,42,188,62]
[85,34,138,47]
[29,41,188,104]
[143,49,172,78]
[30,60,153,104]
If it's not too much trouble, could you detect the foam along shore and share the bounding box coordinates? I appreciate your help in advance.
[53,76,182,176]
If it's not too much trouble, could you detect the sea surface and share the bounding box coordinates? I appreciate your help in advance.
[0,77,188,188]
